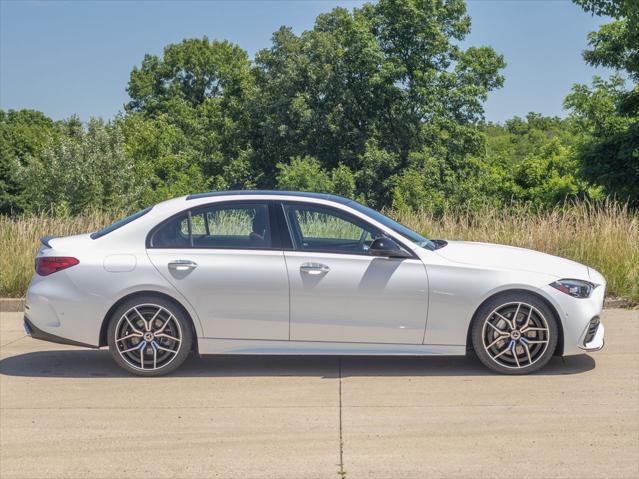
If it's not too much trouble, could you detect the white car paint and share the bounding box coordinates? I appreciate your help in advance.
[24,191,606,371]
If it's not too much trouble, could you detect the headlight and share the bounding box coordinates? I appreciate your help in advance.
[550,279,597,298]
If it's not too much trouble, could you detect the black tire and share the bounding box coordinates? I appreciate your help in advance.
[107,295,193,377]
[471,291,559,375]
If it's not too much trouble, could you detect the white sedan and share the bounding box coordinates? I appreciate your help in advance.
[25,191,605,376]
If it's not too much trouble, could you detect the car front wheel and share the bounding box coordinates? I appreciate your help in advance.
[107,296,193,376]
[471,292,559,375]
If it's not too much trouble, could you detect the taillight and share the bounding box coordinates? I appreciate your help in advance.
[35,256,80,276]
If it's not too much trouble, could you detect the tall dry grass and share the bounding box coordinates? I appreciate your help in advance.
[0,210,122,298]
[1,201,637,300]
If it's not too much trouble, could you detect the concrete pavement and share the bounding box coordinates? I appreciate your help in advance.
[1,309,637,478]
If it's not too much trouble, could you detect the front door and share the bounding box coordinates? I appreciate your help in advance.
[282,202,429,344]
[146,201,289,340]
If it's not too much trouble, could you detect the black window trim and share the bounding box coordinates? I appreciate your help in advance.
[278,201,418,259]
[271,201,293,249]
[146,200,285,251]
[91,206,153,240]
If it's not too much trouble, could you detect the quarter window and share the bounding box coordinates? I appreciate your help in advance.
[91,207,152,240]
[283,203,384,255]
[150,203,271,249]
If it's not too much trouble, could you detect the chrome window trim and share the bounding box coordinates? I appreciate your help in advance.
[147,194,424,258]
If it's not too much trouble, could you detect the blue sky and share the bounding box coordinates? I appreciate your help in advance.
[0,0,611,123]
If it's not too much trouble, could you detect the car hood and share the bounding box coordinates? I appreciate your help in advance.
[433,240,590,280]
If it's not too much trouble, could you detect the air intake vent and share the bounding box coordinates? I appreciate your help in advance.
[584,317,600,344]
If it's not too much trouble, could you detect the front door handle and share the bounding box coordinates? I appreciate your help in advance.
[300,262,330,275]
[168,260,198,271]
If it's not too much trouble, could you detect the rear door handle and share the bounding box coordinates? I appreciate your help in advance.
[168,260,198,271]
[300,262,330,275]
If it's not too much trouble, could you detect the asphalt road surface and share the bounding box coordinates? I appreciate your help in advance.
[1,308,638,479]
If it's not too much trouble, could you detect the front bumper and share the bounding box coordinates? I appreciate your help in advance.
[542,277,606,356]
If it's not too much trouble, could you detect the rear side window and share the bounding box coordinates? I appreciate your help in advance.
[149,203,272,249]
[151,213,191,248]
[91,207,152,239]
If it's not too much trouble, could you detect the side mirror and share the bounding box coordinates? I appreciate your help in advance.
[369,237,411,258]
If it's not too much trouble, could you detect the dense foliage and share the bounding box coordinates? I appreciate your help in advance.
[567,0,639,203]
[1,0,637,216]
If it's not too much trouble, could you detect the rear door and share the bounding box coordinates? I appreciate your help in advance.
[146,201,289,340]
[281,202,429,344]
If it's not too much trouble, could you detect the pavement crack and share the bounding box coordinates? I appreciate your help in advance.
[338,357,346,478]
[0,335,26,348]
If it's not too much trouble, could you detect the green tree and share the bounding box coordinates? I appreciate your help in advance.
[252,9,387,179]
[330,163,357,198]
[127,37,253,115]
[484,113,578,164]
[254,0,505,204]
[573,1,638,79]
[275,156,356,197]
[511,139,603,206]
[368,0,504,158]
[120,112,208,205]
[0,110,62,214]
[568,0,639,203]
[126,37,255,197]
[389,148,498,213]
[276,156,334,193]
[482,113,604,206]
[354,140,399,207]
[21,119,140,215]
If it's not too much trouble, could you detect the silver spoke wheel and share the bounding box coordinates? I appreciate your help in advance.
[114,304,183,371]
[481,301,550,370]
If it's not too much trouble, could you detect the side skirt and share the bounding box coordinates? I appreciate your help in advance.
[197,338,466,356]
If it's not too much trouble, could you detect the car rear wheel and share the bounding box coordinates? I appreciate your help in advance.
[107,296,193,376]
[471,292,558,375]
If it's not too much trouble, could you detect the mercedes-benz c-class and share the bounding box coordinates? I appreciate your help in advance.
[24,191,605,376]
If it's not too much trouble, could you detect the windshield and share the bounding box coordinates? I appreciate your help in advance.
[346,201,436,250]
[90,207,152,239]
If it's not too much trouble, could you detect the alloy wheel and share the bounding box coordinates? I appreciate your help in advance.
[114,304,183,371]
[481,301,550,369]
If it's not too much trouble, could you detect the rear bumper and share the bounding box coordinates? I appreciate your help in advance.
[23,316,97,349]
[25,270,104,347]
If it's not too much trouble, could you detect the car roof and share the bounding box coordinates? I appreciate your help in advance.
[185,190,352,204]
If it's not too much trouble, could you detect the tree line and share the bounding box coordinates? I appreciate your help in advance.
[1,0,637,216]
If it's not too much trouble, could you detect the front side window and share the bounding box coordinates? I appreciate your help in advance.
[346,201,436,249]
[283,203,384,255]
[150,203,271,249]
